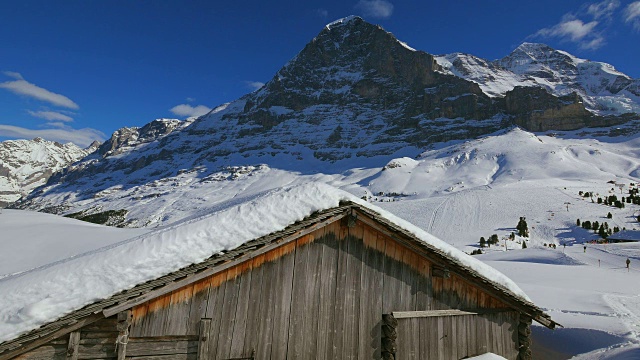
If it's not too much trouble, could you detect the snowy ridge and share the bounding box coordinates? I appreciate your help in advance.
[0,138,94,206]
[0,183,530,342]
[436,42,640,115]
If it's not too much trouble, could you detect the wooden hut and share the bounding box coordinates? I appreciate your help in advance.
[0,187,557,360]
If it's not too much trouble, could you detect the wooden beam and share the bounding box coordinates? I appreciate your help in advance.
[103,211,348,318]
[65,331,80,360]
[392,310,478,319]
[116,310,132,360]
[0,313,105,360]
[197,318,211,360]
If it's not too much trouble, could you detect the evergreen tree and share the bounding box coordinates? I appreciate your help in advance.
[490,234,499,245]
[522,241,527,249]
[577,219,581,226]
[516,217,529,237]
[480,237,486,248]
[607,212,612,219]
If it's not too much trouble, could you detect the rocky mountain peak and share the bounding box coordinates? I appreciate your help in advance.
[0,138,92,207]
[10,18,638,223]
[97,118,183,157]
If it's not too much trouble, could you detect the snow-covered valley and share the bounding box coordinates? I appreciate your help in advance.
[3,125,640,358]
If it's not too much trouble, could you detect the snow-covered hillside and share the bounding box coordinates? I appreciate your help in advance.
[15,17,640,222]
[437,43,640,115]
[0,138,97,206]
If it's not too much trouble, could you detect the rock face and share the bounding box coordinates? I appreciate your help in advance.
[97,118,184,157]
[438,42,640,116]
[0,138,95,207]
[11,17,640,225]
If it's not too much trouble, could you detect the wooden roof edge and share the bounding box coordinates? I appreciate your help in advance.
[349,203,560,330]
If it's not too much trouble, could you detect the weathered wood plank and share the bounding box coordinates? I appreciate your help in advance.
[285,234,308,359]
[214,267,242,360]
[436,316,445,360]
[81,318,118,333]
[186,281,210,336]
[343,222,364,360]
[254,258,277,358]
[203,272,226,357]
[456,314,468,358]
[116,310,132,360]
[301,228,324,359]
[316,226,340,360]
[270,240,296,360]
[126,339,198,356]
[381,237,401,314]
[14,344,68,360]
[75,342,117,359]
[162,286,193,336]
[129,302,149,338]
[197,318,211,360]
[128,354,196,360]
[358,224,383,360]
[79,332,118,340]
[242,256,264,356]
[228,262,252,358]
[66,331,80,360]
[330,221,350,359]
[392,309,479,318]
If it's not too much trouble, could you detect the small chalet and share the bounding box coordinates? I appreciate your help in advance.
[0,184,557,360]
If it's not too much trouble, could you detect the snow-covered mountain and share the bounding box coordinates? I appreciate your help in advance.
[12,16,640,226]
[437,42,640,115]
[0,138,97,207]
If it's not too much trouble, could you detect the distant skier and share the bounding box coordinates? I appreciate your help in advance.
[627,258,631,271]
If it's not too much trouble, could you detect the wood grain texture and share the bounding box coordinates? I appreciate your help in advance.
[65,331,80,360]
[315,227,340,360]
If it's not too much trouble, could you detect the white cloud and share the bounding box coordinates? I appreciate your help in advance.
[27,110,74,122]
[169,104,211,118]
[536,19,599,41]
[355,0,394,19]
[186,97,195,103]
[533,16,606,50]
[580,36,606,50]
[587,0,620,19]
[316,8,329,18]
[244,81,265,91]
[0,125,104,147]
[625,1,640,29]
[2,71,23,80]
[0,77,79,109]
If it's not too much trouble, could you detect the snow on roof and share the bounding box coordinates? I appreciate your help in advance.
[0,182,530,342]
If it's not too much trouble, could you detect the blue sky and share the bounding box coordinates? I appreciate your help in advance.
[1,0,639,147]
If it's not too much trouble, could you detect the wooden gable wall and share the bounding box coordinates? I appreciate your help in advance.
[13,212,523,360]
[126,214,520,359]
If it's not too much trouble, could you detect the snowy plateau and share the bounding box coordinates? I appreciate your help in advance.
[2,16,640,359]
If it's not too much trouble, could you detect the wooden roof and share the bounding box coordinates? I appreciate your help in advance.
[0,201,557,358]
